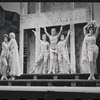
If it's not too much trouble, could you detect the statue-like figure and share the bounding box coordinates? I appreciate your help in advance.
[30,30,49,74]
[81,20,99,80]
[0,34,9,80]
[9,32,22,80]
[44,26,63,74]
[57,29,71,74]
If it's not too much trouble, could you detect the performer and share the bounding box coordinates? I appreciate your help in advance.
[57,29,71,74]
[0,34,9,80]
[81,20,99,80]
[30,30,49,74]
[44,26,63,74]
[8,32,22,80]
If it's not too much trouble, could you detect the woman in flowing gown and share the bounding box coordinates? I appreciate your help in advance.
[8,32,22,80]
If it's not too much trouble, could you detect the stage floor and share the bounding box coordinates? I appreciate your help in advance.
[0,73,100,87]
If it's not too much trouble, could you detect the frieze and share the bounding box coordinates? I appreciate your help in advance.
[20,8,90,29]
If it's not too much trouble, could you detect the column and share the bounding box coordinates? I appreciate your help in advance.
[70,2,76,73]
[70,23,76,73]
[35,2,41,61]
[35,28,40,61]
[90,2,94,20]
[19,2,24,74]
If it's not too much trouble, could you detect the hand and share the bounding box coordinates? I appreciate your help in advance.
[44,27,47,32]
[92,20,97,25]
[68,29,71,34]
[60,25,63,31]
[88,20,94,25]
[32,30,36,33]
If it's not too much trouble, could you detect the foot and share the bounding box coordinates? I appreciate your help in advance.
[59,71,62,74]
[29,69,35,74]
[3,77,8,80]
[91,76,96,80]
[88,75,92,80]
[11,77,15,80]
[9,76,15,80]
[1,76,4,80]
[48,71,51,74]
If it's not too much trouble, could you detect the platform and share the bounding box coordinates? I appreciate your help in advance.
[0,73,100,87]
[0,74,100,100]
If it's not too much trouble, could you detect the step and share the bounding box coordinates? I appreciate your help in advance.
[19,73,100,80]
[0,79,100,87]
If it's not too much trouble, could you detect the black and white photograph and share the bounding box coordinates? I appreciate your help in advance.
[0,2,100,100]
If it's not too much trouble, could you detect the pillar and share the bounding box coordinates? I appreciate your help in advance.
[19,2,24,74]
[70,2,76,73]
[70,23,76,73]
[35,2,41,61]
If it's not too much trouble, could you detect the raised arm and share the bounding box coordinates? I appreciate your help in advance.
[93,21,99,38]
[64,29,71,43]
[44,27,50,38]
[32,30,41,42]
[57,25,63,38]
[64,29,71,45]
[83,23,89,36]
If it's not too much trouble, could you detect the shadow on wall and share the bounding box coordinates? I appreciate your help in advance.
[75,23,87,73]
[96,27,100,73]
[0,5,20,53]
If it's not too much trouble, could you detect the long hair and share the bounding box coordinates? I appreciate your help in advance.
[9,32,15,39]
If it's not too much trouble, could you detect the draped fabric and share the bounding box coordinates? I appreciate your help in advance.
[35,56,50,74]
[57,40,70,73]
[62,41,70,73]
[80,36,90,73]
[9,39,22,76]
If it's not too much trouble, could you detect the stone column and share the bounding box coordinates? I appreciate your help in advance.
[35,2,41,61]
[70,23,76,73]
[19,2,24,74]
[70,3,76,73]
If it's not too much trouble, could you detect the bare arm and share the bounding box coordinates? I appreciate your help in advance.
[32,30,41,42]
[93,21,99,38]
[2,42,5,50]
[83,20,95,36]
[57,25,63,38]
[83,23,89,36]
[44,27,50,38]
[64,29,71,44]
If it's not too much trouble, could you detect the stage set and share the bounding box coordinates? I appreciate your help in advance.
[0,2,100,100]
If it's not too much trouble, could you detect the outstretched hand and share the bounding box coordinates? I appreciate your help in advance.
[88,20,95,26]
[60,25,63,31]
[92,20,98,26]
[32,30,36,33]
[44,27,47,32]
[68,29,71,33]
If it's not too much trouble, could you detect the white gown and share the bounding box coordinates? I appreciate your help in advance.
[9,39,22,76]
